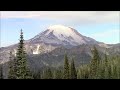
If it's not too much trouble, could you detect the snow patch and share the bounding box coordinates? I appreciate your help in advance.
[14,49,17,56]
[33,44,40,54]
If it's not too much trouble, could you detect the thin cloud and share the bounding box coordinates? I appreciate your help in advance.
[1,11,119,25]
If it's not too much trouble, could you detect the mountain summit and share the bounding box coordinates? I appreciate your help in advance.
[29,25,98,47]
[0,25,103,64]
[0,25,119,73]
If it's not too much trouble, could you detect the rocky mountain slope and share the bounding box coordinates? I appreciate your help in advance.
[0,25,119,69]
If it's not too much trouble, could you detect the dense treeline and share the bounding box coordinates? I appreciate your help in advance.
[77,54,120,79]
[31,52,120,79]
[0,30,120,79]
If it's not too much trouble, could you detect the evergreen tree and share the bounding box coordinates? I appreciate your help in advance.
[99,60,105,79]
[70,59,77,79]
[90,46,100,79]
[63,54,70,79]
[104,52,109,79]
[0,65,3,79]
[44,68,53,79]
[54,69,62,79]
[14,29,32,79]
[8,51,15,79]
[104,49,108,67]
[104,53,108,64]
[33,71,41,79]
[107,64,112,79]
[47,68,53,79]
[41,70,45,79]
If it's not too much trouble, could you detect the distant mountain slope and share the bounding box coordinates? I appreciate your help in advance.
[29,25,100,46]
[0,25,119,67]
[26,43,120,72]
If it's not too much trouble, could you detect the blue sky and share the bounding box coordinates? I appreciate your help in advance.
[0,11,119,47]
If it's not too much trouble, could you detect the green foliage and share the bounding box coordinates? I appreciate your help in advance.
[32,71,41,79]
[54,69,63,79]
[0,65,3,79]
[77,65,90,79]
[89,46,100,79]
[16,52,119,79]
[11,29,33,79]
[70,59,77,79]
[8,60,15,79]
[6,30,120,79]
[17,46,120,79]
[63,54,70,79]
[43,68,53,79]
[77,48,120,79]
[8,51,15,79]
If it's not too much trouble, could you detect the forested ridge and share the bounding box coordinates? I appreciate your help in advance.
[0,30,120,79]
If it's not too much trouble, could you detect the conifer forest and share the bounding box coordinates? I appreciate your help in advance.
[0,30,119,79]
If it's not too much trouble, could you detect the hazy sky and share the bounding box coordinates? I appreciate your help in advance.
[0,11,120,47]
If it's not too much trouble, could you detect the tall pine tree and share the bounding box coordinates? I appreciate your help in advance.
[90,46,100,79]
[44,68,53,79]
[104,49,109,79]
[54,69,63,79]
[70,59,77,79]
[104,50,108,67]
[0,64,3,79]
[14,29,32,79]
[8,51,15,79]
[63,54,70,79]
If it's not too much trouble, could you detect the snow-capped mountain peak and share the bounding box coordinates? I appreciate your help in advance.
[47,25,73,35]
[30,25,98,46]
[46,25,86,44]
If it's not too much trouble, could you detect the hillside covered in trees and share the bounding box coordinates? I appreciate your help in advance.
[0,30,120,79]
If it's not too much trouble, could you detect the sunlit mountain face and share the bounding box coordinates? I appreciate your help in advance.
[0,25,119,76]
